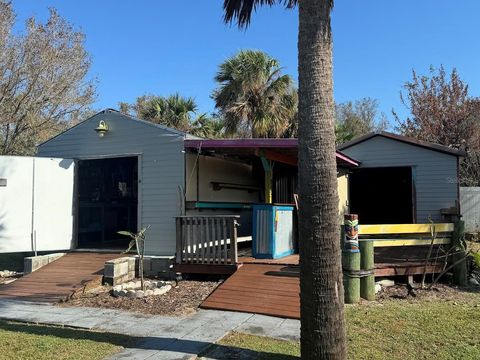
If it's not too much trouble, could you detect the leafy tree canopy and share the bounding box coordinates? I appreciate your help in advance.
[395,66,480,186]
[0,1,96,155]
[335,97,388,145]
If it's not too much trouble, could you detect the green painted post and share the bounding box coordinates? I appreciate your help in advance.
[360,240,375,300]
[260,156,273,204]
[343,252,361,303]
[342,214,360,304]
[452,220,467,286]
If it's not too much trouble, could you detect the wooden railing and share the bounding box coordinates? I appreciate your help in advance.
[343,221,458,303]
[358,223,454,247]
[175,215,240,266]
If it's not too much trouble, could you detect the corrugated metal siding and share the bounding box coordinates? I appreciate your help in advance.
[460,187,480,233]
[340,136,458,223]
[37,111,185,255]
[254,209,271,256]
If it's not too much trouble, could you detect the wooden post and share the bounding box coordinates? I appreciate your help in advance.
[265,170,273,204]
[260,156,273,204]
[231,218,238,264]
[452,220,467,286]
[342,214,360,304]
[360,239,375,300]
[175,217,183,264]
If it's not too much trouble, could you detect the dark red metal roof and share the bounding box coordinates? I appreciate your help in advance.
[185,138,298,148]
[184,138,360,167]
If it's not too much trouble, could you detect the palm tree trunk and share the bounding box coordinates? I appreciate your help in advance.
[297,1,347,359]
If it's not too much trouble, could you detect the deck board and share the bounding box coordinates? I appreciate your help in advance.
[202,250,445,319]
[201,264,300,319]
[239,254,299,265]
[0,252,120,303]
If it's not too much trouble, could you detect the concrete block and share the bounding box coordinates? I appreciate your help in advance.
[24,253,66,274]
[376,279,395,287]
[103,257,136,286]
[128,257,136,272]
[141,256,175,279]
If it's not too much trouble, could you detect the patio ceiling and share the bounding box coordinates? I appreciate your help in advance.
[184,138,360,168]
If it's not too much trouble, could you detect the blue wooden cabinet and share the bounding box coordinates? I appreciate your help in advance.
[252,204,295,259]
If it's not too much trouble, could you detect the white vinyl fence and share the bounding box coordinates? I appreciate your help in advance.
[460,187,480,233]
[0,156,75,253]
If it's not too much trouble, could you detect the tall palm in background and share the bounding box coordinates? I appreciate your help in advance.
[190,113,225,138]
[213,49,297,138]
[139,93,197,132]
[223,1,346,359]
[121,93,225,138]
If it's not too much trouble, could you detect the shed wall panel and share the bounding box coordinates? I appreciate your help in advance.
[340,136,458,223]
[37,111,185,256]
[185,154,259,203]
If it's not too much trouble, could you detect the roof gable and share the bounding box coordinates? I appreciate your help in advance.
[337,131,466,157]
[38,108,196,148]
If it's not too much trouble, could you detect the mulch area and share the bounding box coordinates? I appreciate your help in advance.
[59,279,222,316]
[373,243,480,304]
[375,282,480,304]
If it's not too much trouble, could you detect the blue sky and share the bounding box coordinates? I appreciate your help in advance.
[11,1,480,125]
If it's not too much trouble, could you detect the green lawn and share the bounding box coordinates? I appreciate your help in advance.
[0,320,135,360]
[205,292,480,360]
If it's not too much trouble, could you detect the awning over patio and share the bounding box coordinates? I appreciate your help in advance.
[184,138,360,168]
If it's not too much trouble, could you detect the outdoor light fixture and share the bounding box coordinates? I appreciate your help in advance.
[95,120,109,137]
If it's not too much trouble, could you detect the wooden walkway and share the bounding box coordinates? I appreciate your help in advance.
[201,249,445,319]
[0,252,119,303]
[201,264,300,319]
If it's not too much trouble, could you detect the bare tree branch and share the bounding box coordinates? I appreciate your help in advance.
[0,3,96,155]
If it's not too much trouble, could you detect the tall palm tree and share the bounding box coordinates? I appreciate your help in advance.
[139,93,197,132]
[213,49,297,138]
[223,1,346,359]
[190,113,225,138]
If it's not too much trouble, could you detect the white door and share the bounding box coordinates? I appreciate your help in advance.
[0,156,75,253]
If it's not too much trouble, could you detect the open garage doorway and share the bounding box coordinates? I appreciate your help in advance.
[349,167,414,224]
[76,156,138,249]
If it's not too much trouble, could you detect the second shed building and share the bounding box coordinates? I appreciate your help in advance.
[338,132,465,224]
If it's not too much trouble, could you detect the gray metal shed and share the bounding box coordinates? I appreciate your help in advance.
[338,132,465,224]
[37,109,189,255]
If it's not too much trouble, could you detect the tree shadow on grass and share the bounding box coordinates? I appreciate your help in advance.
[0,320,298,359]
[0,320,138,347]
[199,343,299,359]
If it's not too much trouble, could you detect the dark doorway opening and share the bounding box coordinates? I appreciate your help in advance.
[273,163,297,204]
[349,167,414,224]
[77,156,138,249]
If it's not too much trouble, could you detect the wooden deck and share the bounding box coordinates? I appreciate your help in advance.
[201,248,445,319]
[239,254,299,265]
[0,252,120,303]
[240,250,443,276]
[201,263,300,319]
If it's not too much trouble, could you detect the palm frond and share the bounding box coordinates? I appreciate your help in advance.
[223,0,298,28]
[117,230,135,239]
[212,49,297,138]
[138,94,198,132]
